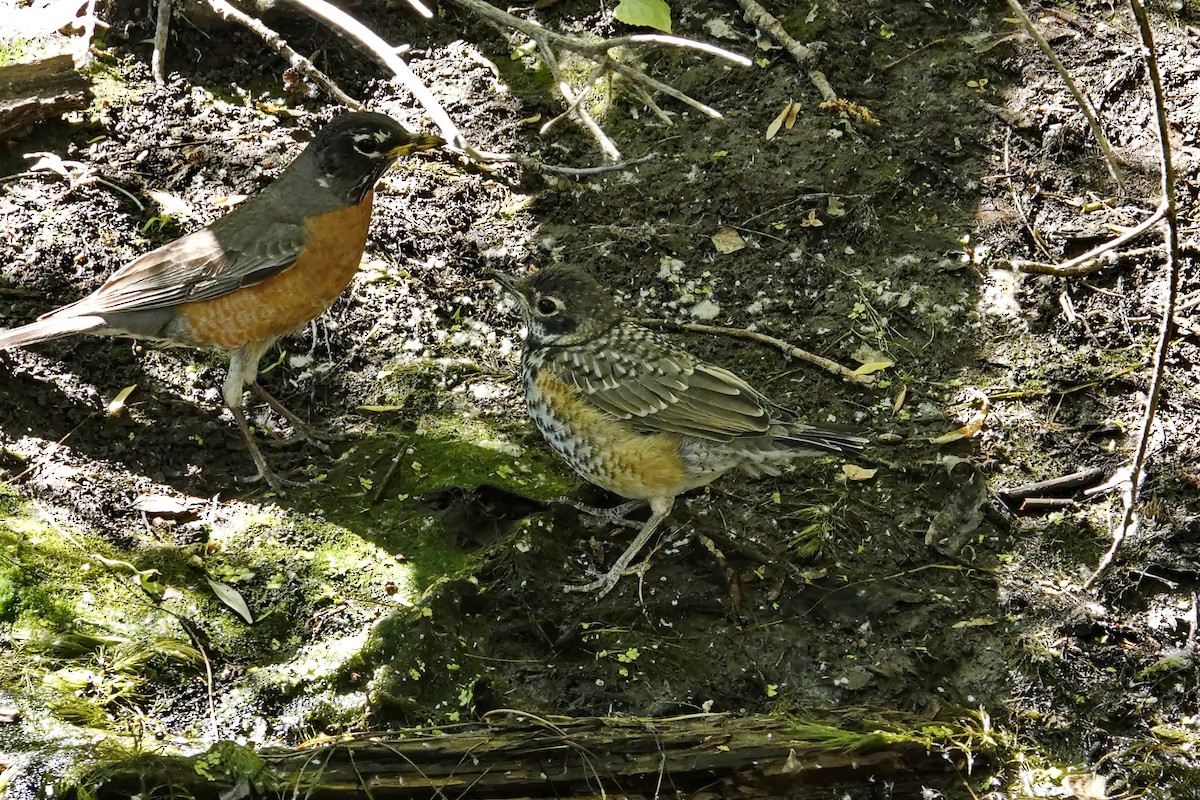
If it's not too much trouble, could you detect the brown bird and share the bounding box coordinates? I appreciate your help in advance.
[495,264,867,597]
[0,111,443,490]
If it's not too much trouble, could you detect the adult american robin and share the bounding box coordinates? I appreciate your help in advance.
[495,264,868,597]
[0,111,443,491]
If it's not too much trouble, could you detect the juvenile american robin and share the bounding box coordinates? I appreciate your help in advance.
[495,264,868,597]
[0,111,443,491]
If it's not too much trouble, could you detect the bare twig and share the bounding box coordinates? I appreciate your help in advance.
[632,318,868,384]
[1005,0,1125,190]
[535,35,620,160]
[282,0,472,152]
[400,0,433,19]
[151,0,171,85]
[445,0,748,156]
[448,0,749,65]
[1007,203,1166,275]
[733,0,837,102]
[521,153,656,176]
[1004,129,1052,259]
[1085,0,1180,590]
[206,0,362,109]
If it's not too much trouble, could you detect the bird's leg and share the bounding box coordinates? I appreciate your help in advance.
[565,498,673,598]
[554,497,646,529]
[246,382,334,454]
[228,404,290,493]
[224,344,298,493]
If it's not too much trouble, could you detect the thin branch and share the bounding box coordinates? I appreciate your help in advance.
[448,0,749,65]
[207,0,362,109]
[151,0,171,85]
[445,0,746,152]
[603,54,723,118]
[733,0,837,101]
[1004,128,1052,259]
[535,35,620,160]
[282,0,471,152]
[401,0,433,19]
[520,153,655,176]
[632,318,869,384]
[1085,0,1180,590]
[1005,0,1125,191]
[1007,202,1166,275]
[540,61,607,136]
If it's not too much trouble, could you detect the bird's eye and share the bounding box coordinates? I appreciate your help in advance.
[536,297,559,316]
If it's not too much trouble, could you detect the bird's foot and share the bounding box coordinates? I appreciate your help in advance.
[263,423,339,454]
[248,383,347,453]
[553,496,645,530]
[235,465,310,495]
[563,564,631,598]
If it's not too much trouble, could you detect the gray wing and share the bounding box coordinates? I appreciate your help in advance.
[45,195,307,317]
[552,329,777,442]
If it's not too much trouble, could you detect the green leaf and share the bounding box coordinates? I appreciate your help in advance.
[614,0,672,32]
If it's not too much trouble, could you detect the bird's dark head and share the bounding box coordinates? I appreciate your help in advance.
[493,265,623,348]
[306,111,443,204]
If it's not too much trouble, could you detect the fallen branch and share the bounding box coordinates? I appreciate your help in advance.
[1085,0,1181,590]
[86,713,971,799]
[0,54,92,140]
[1005,0,1125,190]
[207,0,362,109]
[282,0,472,152]
[1006,202,1166,275]
[632,317,868,384]
[446,0,749,159]
[733,0,837,102]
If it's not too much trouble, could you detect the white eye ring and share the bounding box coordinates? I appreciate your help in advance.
[535,296,560,316]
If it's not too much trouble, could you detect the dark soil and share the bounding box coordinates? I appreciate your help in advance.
[2,0,1200,796]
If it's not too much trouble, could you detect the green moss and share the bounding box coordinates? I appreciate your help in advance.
[81,57,146,108]
[0,39,30,67]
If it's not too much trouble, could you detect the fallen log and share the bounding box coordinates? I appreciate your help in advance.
[87,713,979,799]
[0,53,91,141]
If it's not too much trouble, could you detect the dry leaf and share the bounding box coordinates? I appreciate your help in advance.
[357,404,406,412]
[842,464,878,481]
[147,189,195,219]
[207,578,254,624]
[784,101,800,129]
[800,209,823,227]
[212,194,248,208]
[130,494,200,516]
[929,409,987,444]
[893,386,907,414]
[827,197,847,217]
[853,360,893,377]
[106,385,137,416]
[766,104,790,140]
[711,227,746,254]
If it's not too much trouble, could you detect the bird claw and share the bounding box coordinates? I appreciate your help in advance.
[235,466,310,495]
[552,496,645,529]
[264,428,335,455]
[563,567,625,598]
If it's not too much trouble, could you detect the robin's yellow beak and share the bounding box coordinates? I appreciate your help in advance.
[390,134,445,157]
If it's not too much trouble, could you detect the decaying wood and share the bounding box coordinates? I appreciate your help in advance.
[0,54,91,141]
[91,714,974,799]
[998,466,1107,505]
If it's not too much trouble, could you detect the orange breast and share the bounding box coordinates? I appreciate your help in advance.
[178,192,375,349]
[531,367,692,500]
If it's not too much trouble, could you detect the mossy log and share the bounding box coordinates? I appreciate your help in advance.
[90,714,975,799]
[0,54,91,141]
